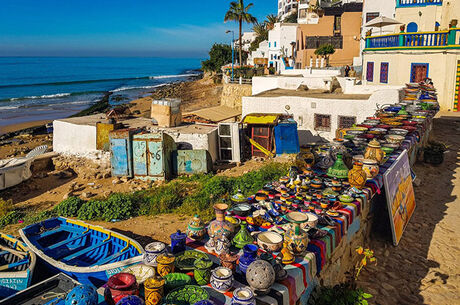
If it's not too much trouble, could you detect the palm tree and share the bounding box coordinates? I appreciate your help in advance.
[252,21,268,41]
[224,0,258,66]
[265,14,280,30]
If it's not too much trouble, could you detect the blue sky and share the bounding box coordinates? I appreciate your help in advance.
[0,0,277,57]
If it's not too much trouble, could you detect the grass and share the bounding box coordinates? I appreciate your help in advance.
[0,162,290,228]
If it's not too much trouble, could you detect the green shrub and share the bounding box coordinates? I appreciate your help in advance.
[23,210,58,225]
[0,198,13,218]
[77,193,136,221]
[0,211,22,228]
[77,200,106,221]
[54,197,84,217]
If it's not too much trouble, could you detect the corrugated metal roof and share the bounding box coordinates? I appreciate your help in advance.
[242,114,281,125]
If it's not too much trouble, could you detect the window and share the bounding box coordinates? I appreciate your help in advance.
[435,21,440,31]
[366,12,379,23]
[314,114,331,131]
[269,42,271,47]
[410,63,429,83]
[407,22,418,33]
[380,62,389,83]
[366,62,374,82]
[334,15,342,33]
[274,41,277,47]
[305,36,343,49]
[338,116,356,129]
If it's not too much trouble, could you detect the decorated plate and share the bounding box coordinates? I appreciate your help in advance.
[175,250,209,271]
[165,285,209,305]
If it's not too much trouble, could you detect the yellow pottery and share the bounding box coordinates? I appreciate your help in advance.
[156,253,175,277]
[364,139,385,164]
[144,276,165,305]
[348,162,367,189]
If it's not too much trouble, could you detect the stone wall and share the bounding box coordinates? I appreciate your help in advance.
[221,83,252,111]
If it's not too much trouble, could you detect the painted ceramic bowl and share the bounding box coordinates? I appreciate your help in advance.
[369,128,387,135]
[164,273,192,291]
[257,231,283,252]
[381,146,394,156]
[385,134,405,144]
[389,128,409,137]
[232,203,252,217]
[382,143,400,150]
[121,264,155,285]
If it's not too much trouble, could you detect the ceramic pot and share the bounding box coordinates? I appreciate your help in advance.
[219,252,239,272]
[256,231,283,252]
[208,204,234,239]
[156,253,175,277]
[364,139,385,164]
[231,287,256,305]
[280,241,295,265]
[116,296,144,305]
[194,257,213,286]
[143,242,166,267]
[284,212,309,257]
[210,267,233,292]
[327,154,349,179]
[144,276,165,305]
[215,234,231,255]
[231,190,248,204]
[104,273,139,305]
[315,147,334,170]
[232,222,254,249]
[246,260,275,295]
[348,162,367,189]
[238,244,259,274]
[362,159,379,180]
[170,230,187,254]
[187,215,206,241]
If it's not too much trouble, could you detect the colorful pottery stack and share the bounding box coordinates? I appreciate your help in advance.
[156,253,175,277]
[143,242,166,267]
[232,222,254,249]
[104,273,139,305]
[246,260,275,295]
[170,230,187,254]
[194,257,213,286]
[326,154,349,179]
[238,244,259,274]
[208,204,234,239]
[364,139,385,164]
[144,276,165,305]
[186,215,206,241]
[210,267,233,292]
[348,162,367,189]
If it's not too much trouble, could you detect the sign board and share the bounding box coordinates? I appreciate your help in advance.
[383,150,416,246]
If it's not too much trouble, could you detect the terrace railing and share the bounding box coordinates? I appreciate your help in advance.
[397,0,442,7]
[365,29,460,51]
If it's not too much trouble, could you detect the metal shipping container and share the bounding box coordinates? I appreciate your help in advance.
[274,123,300,155]
[109,129,137,177]
[173,150,213,175]
[133,132,176,181]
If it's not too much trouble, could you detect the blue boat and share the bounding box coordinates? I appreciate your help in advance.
[0,233,36,299]
[19,217,144,287]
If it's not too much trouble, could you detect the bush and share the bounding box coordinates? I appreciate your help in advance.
[78,193,136,222]
[141,181,185,216]
[0,198,13,218]
[54,197,84,217]
[23,210,58,225]
[0,211,22,228]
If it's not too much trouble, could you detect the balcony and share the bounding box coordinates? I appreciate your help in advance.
[397,0,442,8]
[364,29,460,51]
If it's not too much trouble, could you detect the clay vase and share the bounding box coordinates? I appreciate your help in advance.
[231,287,256,305]
[348,162,367,189]
[364,139,385,164]
[186,214,206,241]
[362,159,379,180]
[238,244,259,274]
[143,242,166,267]
[156,253,175,277]
[144,276,165,305]
[208,204,234,239]
[284,212,309,257]
[246,260,275,295]
[194,257,213,286]
[219,252,239,272]
[170,230,187,254]
[280,241,295,265]
[210,267,233,293]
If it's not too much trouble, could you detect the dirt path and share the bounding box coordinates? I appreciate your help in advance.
[358,115,460,305]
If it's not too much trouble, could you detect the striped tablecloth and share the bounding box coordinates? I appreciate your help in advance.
[186,189,373,305]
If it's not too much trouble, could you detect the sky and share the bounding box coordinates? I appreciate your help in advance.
[0,0,277,57]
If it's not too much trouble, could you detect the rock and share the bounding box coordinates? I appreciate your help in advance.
[63,192,73,200]
[120,177,130,183]
[59,170,74,179]
[112,178,122,184]
[384,249,390,257]
[103,172,111,179]
[96,173,103,179]
[103,191,112,197]
[82,192,95,199]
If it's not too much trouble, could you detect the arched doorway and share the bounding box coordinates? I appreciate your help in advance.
[407,22,418,33]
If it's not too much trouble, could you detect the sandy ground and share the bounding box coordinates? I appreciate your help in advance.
[358,114,460,305]
[0,120,51,135]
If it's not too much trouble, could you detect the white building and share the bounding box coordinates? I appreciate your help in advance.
[248,40,269,66]
[278,0,299,21]
[235,32,257,53]
[268,23,298,73]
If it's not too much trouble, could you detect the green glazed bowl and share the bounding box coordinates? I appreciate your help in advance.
[164,273,192,291]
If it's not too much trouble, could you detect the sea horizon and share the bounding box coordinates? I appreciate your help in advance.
[0,57,203,129]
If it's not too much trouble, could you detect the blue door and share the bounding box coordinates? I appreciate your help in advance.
[133,140,148,176]
[407,22,418,33]
[274,123,300,155]
[110,139,129,176]
[147,141,163,176]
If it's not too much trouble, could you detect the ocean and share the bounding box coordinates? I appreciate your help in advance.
[0,57,202,128]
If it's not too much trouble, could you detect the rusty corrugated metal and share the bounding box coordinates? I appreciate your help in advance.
[96,123,116,151]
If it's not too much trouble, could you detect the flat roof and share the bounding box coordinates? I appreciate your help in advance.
[254,89,371,100]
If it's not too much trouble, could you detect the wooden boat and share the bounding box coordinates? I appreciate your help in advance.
[20,217,144,287]
[0,272,104,305]
[0,233,36,299]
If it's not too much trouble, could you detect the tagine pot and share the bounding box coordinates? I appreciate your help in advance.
[210,267,234,292]
[143,242,166,267]
[232,222,254,249]
[246,260,275,295]
[208,204,234,239]
[362,159,379,180]
[348,162,367,189]
[238,244,259,274]
[315,146,334,170]
[231,287,256,305]
[186,214,206,241]
[284,212,309,257]
[364,139,385,164]
[326,154,349,179]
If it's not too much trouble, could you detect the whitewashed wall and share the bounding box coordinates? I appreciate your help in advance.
[53,120,97,154]
[252,76,335,95]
